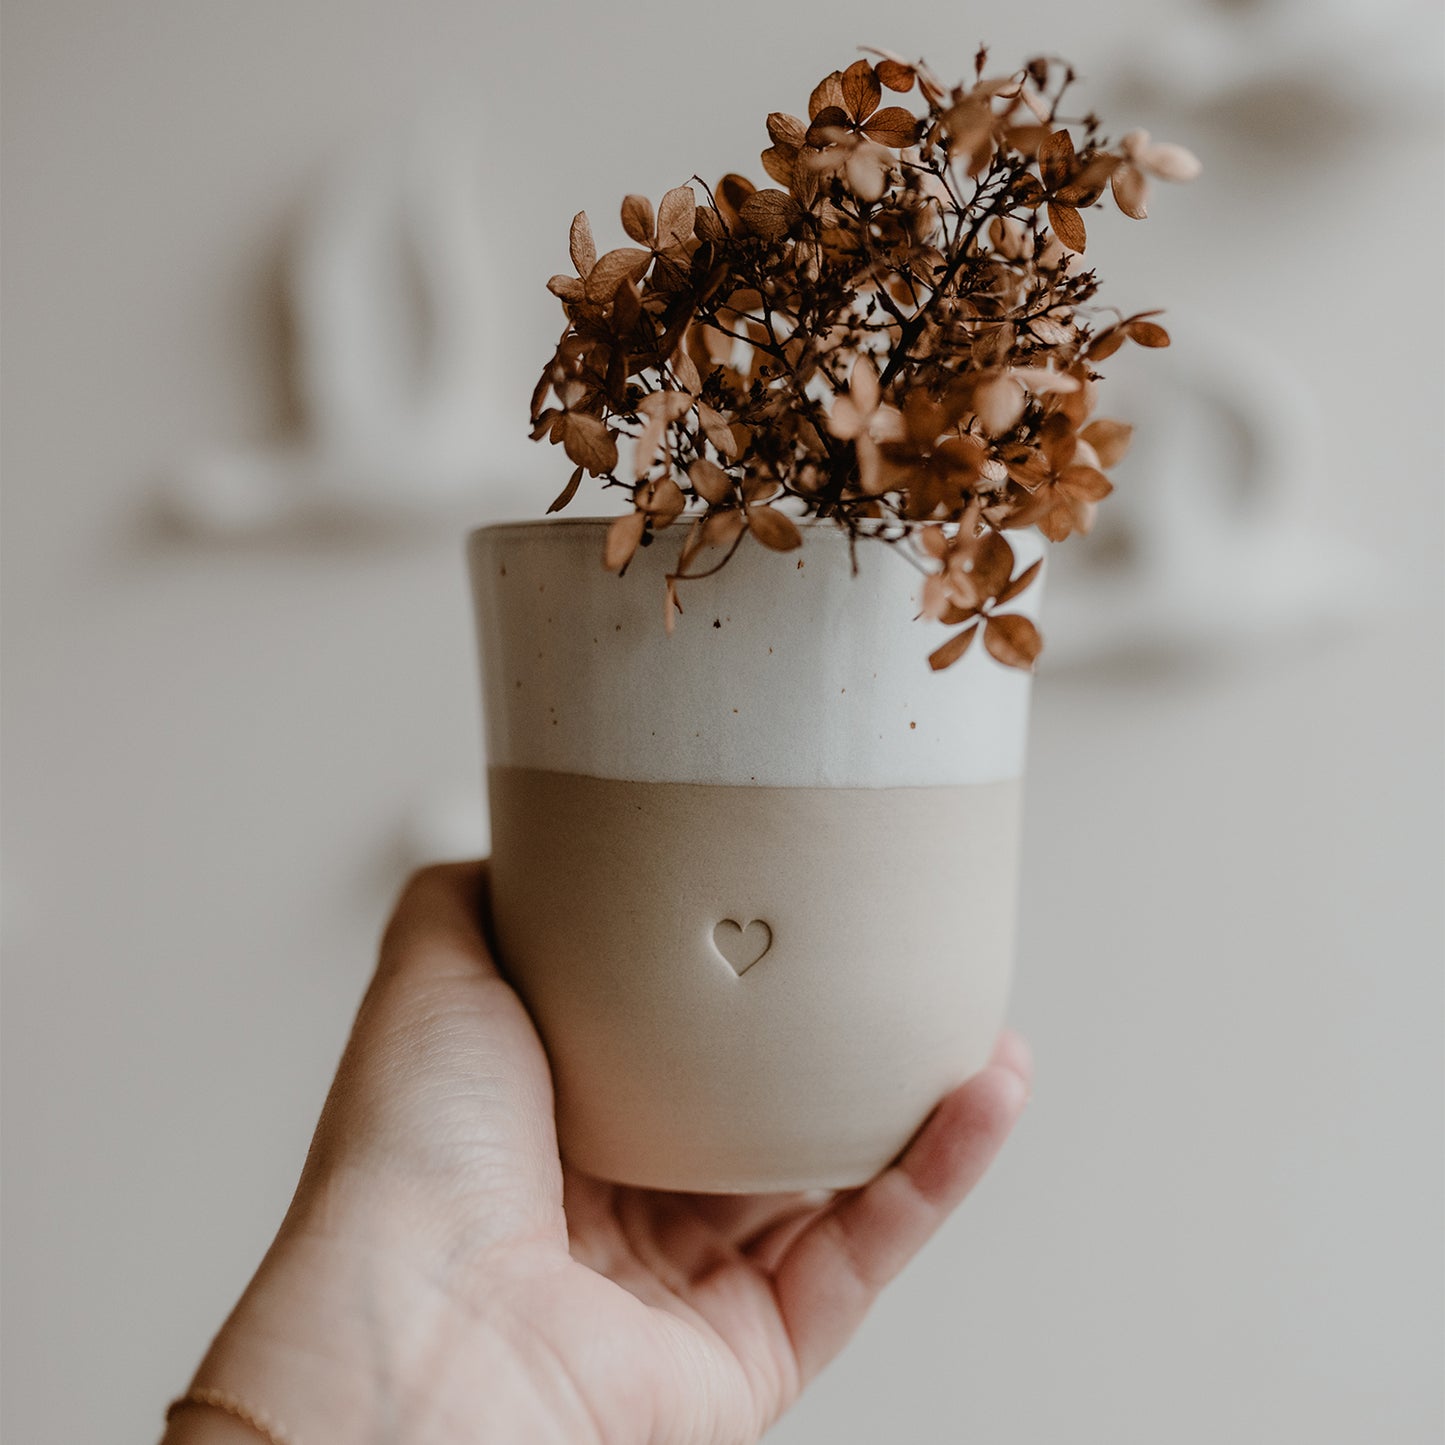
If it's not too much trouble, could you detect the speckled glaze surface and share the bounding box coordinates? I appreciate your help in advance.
[469,518,1042,788]
[469,519,1040,1191]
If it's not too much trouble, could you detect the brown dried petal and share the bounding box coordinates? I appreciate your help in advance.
[1014,367,1081,394]
[761,145,798,187]
[1110,163,1149,220]
[738,189,803,242]
[1003,123,1051,156]
[845,145,889,202]
[636,389,695,423]
[1080,419,1134,467]
[694,206,728,243]
[989,215,1029,258]
[943,98,992,164]
[585,247,652,301]
[747,504,803,551]
[808,71,847,121]
[1056,155,1114,207]
[917,524,949,560]
[688,456,733,504]
[1037,498,1076,541]
[656,185,697,248]
[546,465,584,515]
[1004,171,1044,209]
[806,107,851,146]
[972,529,1016,599]
[621,194,655,244]
[701,508,745,548]
[840,58,881,123]
[861,106,920,148]
[1126,319,1171,347]
[850,353,880,413]
[935,434,986,478]
[940,599,980,626]
[856,433,889,495]
[766,112,808,147]
[561,413,618,474]
[788,158,822,207]
[1088,327,1127,361]
[919,571,950,620]
[698,403,740,459]
[569,211,596,277]
[875,58,916,92]
[604,511,647,572]
[928,623,978,671]
[1057,464,1114,502]
[546,274,586,302]
[995,557,1043,606]
[1005,449,1051,493]
[1047,201,1087,253]
[633,416,666,481]
[652,249,690,292]
[971,323,1015,368]
[1039,420,1077,473]
[640,475,687,522]
[984,613,1042,669]
[974,374,1027,435]
[827,395,866,441]
[1139,140,1202,182]
[612,277,642,330]
[558,377,590,409]
[1028,315,1073,346]
[714,173,756,230]
[1039,128,1077,190]
[671,348,701,396]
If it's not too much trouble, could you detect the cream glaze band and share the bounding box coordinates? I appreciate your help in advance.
[469,518,1042,789]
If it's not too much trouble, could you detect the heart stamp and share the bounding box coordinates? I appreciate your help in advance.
[712,919,772,976]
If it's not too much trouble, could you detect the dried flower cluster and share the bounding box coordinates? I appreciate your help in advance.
[531,48,1199,669]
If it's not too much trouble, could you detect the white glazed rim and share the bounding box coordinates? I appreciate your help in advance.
[470,512,1042,788]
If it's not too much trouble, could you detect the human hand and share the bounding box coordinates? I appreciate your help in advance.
[166,862,1031,1445]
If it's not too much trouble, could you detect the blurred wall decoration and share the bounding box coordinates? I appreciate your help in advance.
[163,107,544,537]
[3,3,1441,1445]
[1039,323,1382,668]
[1111,0,1442,137]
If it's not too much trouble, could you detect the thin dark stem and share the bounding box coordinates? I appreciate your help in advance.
[669,524,747,581]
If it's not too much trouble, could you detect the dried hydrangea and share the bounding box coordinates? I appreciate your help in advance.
[531,48,1199,669]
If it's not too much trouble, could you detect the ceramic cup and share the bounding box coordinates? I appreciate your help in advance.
[469,518,1041,1192]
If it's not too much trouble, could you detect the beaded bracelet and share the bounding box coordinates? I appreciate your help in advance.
[165,1387,296,1445]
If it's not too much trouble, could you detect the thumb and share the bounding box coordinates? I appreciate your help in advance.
[296,862,566,1252]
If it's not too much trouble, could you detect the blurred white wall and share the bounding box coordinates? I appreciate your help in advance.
[3,2,1442,1443]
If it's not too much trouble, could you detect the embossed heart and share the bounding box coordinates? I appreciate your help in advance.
[712,919,772,976]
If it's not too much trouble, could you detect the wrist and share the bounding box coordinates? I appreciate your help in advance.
[181,1201,596,1445]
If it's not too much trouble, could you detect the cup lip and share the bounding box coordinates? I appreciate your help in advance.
[469,515,911,543]
[469,516,625,539]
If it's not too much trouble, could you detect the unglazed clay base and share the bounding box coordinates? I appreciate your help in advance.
[488,765,1023,1193]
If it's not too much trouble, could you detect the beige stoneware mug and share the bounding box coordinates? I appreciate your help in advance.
[469,518,1041,1193]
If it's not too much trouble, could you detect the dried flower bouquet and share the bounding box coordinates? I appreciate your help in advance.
[531,48,1198,670]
